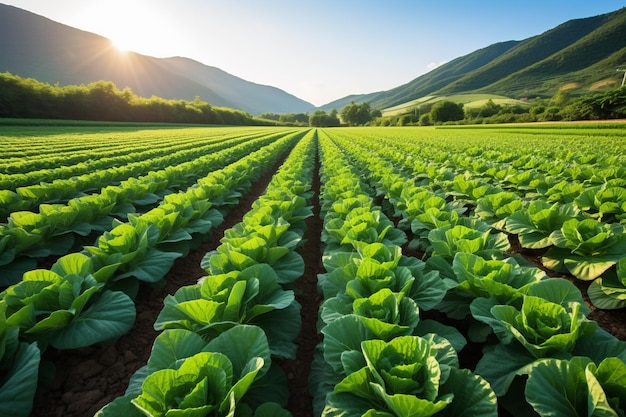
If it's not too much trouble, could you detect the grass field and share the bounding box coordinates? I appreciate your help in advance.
[381,93,526,116]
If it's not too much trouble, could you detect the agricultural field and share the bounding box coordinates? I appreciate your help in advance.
[381,94,524,117]
[0,122,625,417]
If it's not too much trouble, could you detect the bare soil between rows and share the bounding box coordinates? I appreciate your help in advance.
[30,164,625,417]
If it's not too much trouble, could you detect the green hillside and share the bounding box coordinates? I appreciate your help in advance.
[0,4,315,114]
[330,7,626,113]
[381,94,523,117]
[481,8,626,97]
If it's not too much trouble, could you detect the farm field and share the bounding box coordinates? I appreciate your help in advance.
[0,122,625,417]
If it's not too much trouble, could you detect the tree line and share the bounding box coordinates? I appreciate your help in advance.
[0,72,269,125]
[371,87,626,126]
[5,70,622,128]
[260,102,382,127]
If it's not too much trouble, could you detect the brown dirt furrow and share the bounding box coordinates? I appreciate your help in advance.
[31,159,283,417]
[282,152,323,417]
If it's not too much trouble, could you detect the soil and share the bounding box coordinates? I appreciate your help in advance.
[29,164,625,417]
[30,160,287,417]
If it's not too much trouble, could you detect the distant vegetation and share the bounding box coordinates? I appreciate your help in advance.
[367,87,626,126]
[0,72,272,125]
[260,109,341,127]
[3,71,624,128]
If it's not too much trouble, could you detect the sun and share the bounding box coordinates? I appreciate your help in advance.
[110,38,132,53]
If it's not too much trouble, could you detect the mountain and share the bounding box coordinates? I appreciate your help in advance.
[2,3,625,115]
[157,57,313,114]
[320,7,626,111]
[0,3,314,114]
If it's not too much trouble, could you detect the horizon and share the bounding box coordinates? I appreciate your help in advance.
[1,0,623,107]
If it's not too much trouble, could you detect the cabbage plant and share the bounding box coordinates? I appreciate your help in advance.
[322,336,497,417]
[542,218,626,281]
[0,303,40,417]
[504,200,579,249]
[155,264,301,359]
[434,252,548,320]
[588,257,626,309]
[97,326,290,417]
[323,206,407,252]
[85,221,182,284]
[474,191,523,231]
[204,216,305,285]
[319,242,446,311]
[1,253,135,350]
[574,185,626,223]
[525,356,626,417]
[472,293,626,400]
[427,223,510,260]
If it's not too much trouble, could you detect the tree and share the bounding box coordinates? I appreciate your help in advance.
[340,101,375,126]
[429,100,464,123]
[419,113,432,126]
[478,99,501,117]
[309,110,339,127]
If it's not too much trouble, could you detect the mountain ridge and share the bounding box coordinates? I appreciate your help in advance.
[1,3,625,114]
[320,7,626,111]
[0,3,315,114]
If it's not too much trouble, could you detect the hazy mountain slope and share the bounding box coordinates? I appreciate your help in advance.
[0,3,314,114]
[317,92,381,112]
[159,57,314,114]
[0,5,233,105]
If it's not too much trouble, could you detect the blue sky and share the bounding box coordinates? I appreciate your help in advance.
[3,0,624,106]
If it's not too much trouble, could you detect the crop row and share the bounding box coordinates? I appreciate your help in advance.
[310,129,498,416]
[0,125,624,416]
[0,130,300,286]
[0,129,287,210]
[317,127,626,416]
[0,126,271,176]
[0,128,304,416]
[0,127,277,189]
[95,129,318,416]
[328,127,626,310]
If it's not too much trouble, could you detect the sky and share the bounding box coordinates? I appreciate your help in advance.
[2,0,624,106]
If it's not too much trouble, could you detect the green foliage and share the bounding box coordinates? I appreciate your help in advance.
[0,72,264,125]
[154,264,301,357]
[0,304,40,417]
[309,110,340,127]
[588,258,626,310]
[429,101,465,123]
[472,290,624,398]
[1,253,135,350]
[526,357,626,417]
[340,101,375,126]
[96,326,289,417]
[542,218,626,281]
[323,335,497,417]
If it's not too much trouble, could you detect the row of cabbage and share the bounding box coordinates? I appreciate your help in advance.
[323,128,626,416]
[0,126,269,179]
[0,129,304,416]
[96,129,318,416]
[329,127,626,310]
[0,129,298,286]
[309,130,499,416]
[0,128,278,213]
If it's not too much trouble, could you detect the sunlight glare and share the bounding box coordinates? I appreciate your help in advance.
[110,38,131,53]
